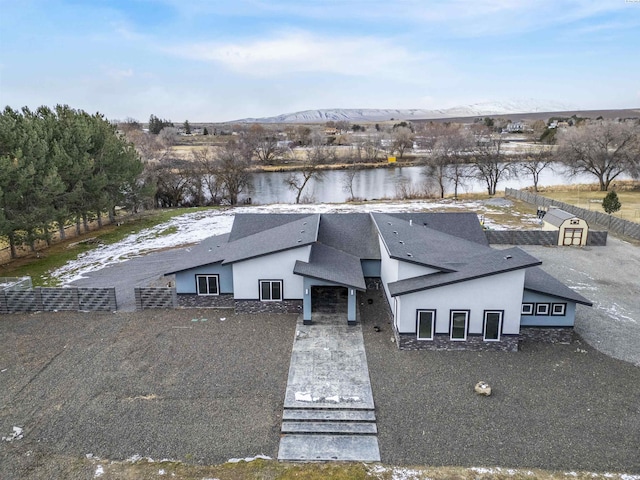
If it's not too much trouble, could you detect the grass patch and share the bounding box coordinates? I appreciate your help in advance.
[69,457,638,480]
[532,181,640,223]
[0,207,214,286]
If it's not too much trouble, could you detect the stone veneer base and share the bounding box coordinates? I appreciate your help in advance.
[234,299,303,314]
[393,329,519,352]
[177,293,234,308]
[519,327,574,343]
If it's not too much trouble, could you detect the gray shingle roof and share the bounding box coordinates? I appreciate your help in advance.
[293,243,366,290]
[388,246,542,296]
[317,213,380,259]
[222,214,320,264]
[165,233,230,275]
[371,212,489,271]
[524,267,593,306]
[228,213,312,241]
[387,212,488,245]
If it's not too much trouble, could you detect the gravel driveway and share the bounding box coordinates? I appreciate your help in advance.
[360,290,640,474]
[516,237,640,366]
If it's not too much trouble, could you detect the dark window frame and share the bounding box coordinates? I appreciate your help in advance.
[551,303,567,316]
[521,303,534,315]
[449,310,469,341]
[536,303,550,316]
[416,309,436,341]
[196,274,219,296]
[483,310,503,342]
[259,279,283,302]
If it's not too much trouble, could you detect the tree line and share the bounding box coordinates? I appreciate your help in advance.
[0,105,145,258]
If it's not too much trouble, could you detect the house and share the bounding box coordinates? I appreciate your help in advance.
[166,213,591,351]
[542,208,589,246]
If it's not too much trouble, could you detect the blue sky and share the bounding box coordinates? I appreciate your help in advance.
[1,0,639,122]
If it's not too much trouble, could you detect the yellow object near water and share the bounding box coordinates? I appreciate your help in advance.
[387,156,396,163]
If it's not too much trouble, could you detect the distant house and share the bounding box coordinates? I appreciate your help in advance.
[167,213,591,351]
[542,208,589,246]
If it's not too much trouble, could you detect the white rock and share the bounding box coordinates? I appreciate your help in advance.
[474,381,492,396]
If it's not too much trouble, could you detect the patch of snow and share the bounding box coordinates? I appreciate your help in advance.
[219,317,226,322]
[621,475,640,480]
[158,469,166,475]
[325,395,340,403]
[227,454,271,463]
[2,426,24,442]
[595,301,637,323]
[1,368,7,373]
[295,392,313,402]
[94,465,104,477]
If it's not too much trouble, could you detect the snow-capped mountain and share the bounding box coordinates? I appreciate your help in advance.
[234,100,578,123]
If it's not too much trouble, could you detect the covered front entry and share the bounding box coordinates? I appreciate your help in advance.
[302,277,358,325]
[311,286,348,314]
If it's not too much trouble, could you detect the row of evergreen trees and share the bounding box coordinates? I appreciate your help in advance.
[0,105,145,258]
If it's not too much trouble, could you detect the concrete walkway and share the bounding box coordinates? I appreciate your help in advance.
[277,314,380,462]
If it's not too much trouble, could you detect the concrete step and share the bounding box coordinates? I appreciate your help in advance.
[283,408,376,422]
[281,421,377,435]
[278,434,381,461]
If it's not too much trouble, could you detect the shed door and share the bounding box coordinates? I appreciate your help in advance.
[563,228,583,246]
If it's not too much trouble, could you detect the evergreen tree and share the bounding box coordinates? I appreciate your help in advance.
[602,190,622,214]
[183,120,191,135]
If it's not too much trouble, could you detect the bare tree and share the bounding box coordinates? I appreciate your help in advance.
[556,121,640,191]
[472,130,514,196]
[391,126,414,159]
[242,124,284,164]
[285,134,333,203]
[214,142,252,205]
[341,160,361,201]
[192,146,222,204]
[423,124,474,198]
[519,146,554,192]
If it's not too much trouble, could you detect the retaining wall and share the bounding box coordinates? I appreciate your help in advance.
[0,287,117,314]
[506,188,638,241]
[134,287,177,310]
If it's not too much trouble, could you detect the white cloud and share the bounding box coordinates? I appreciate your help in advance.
[165,30,428,78]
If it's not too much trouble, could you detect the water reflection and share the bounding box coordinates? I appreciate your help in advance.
[247,163,606,205]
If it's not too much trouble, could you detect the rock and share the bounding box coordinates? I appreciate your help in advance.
[474,381,492,396]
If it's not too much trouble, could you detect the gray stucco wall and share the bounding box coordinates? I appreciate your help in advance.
[361,259,381,277]
[521,290,576,327]
[175,263,233,294]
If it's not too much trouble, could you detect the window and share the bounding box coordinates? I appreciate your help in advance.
[521,303,534,315]
[450,311,469,341]
[260,280,282,301]
[536,303,550,316]
[552,303,567,316]
[483,311,503,341]
[416,310,435,340]
[196,275,219,295]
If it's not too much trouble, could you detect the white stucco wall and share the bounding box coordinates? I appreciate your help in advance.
[398,260,438,279]
[378,236,398,305]
[231,246,311,299]
[395,269,526,335]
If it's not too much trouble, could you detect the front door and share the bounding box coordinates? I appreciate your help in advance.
[563,228,583,246]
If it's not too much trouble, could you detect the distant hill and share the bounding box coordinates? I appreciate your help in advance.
[234,100,640,123]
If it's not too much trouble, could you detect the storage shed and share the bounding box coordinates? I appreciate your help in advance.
[542,208,589,246]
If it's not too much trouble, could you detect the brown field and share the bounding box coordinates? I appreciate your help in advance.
[532,181,640,222]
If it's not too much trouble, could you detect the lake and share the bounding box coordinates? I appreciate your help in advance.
[246,163,609,205]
